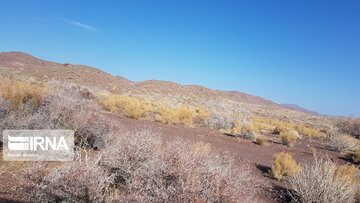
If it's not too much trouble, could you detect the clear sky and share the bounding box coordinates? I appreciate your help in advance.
[1,0,359,117]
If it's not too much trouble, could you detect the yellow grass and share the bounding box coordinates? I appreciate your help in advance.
[0,78,47,109]
[98,94,151,119]
[250,116,325,138]
[255,136,266,145]
[295,125,324,138]
[191,142,212,155]
[272,152,300,180]
[335,164,358,184]
[280,130,298,147]
[98,94,208,126]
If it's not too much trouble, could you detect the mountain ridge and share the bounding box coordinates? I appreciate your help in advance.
[0,51,317,115]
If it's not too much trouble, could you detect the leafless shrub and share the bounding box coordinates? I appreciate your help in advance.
[288,157,357,203]
[100,130,258,202]
[15,157,103,203]
[0,84,113,149]
[337,119,360,138]
[17,130,258,202]
[201,99,251,131]
[328,134,359,152]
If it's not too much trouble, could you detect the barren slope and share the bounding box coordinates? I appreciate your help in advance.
[0,51,328,127]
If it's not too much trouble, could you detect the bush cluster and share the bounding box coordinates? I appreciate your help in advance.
[337,119,360,138]
[0,78,47,109]
[0,78,259,202]
[288,157,358,203]
[17,130,258,203]
[328,134,359,152]
[280,130,298,147]
[98,94,208,126]
[271,152,300,180]
[0,80,110,149]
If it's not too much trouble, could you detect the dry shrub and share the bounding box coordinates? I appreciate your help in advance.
[272,126,283,135]
[226,121,256,140]
[250,116,324,138]
[204,112,237,131]
[0,78,47,109]
[0,84,112,149]
[194,107,209,120]
[288,157,358,203]
[98,94,150,119]
[252,116,292,134]
[17,130,258,202]
[347,148,360,164]
[251,116,294,134]
[190,141,212,155]
[337,119,360,138]
[240,126,256,140]
[328,134,359,152]
[272,152,300,180]
[255,136,266,145]
[157,105,194,125]
[202,100,251,132]
[280,130,298,147]
[98,94,206,126]
[335,164,358,183]
[295,125,324,138]
[252,116,278,132]
[16,158,103,203]
[354,148,360,163]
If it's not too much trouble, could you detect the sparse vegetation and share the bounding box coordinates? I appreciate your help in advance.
[335,164,358,183]
[16,130,258,202]
[0,79,259,202]
[98,93,208,126]
[0,81,109,149]
[346,148,360,164]
[0,76,354,202]
[248,116,324,138]
[98,94,151,118]
[0,78,47,109]
[191,141,212,154]
[328,134,359,152]
[280,130,298,147]
[295,124,324,138]
[288,157,358,203]
[272,152,300,180]
[337,119,360,138]
[255,136,266,145]
[253,116,291,133]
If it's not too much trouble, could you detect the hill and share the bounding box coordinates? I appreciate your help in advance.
[0,51,330,129]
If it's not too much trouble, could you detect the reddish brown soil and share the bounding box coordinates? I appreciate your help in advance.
[0,52,347,202]
[102,115,346,203]
[0,114,347,203]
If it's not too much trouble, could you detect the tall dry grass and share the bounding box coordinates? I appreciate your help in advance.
[98,93,208,126]
[0,78,47,109]
[271,152,300,180]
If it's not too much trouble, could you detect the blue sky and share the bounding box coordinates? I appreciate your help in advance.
[1,0,359,116]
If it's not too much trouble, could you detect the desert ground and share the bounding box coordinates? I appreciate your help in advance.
[0,52,359,203]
